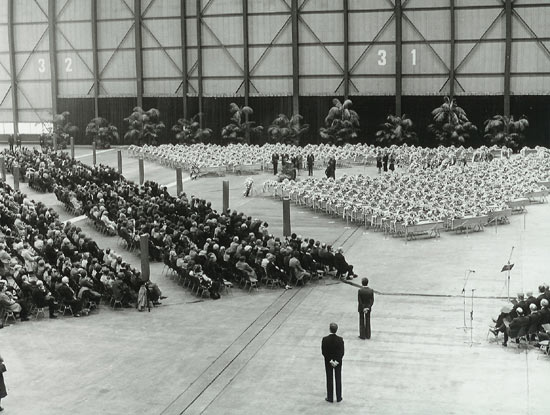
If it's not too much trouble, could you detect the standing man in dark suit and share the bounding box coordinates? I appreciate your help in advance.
[358,277,374,339]
[272,153,279,175]
[321,322,344,403]
[307,153,315,176]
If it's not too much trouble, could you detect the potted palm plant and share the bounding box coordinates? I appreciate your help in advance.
[428,96,477,146]
[375,114,417,146]
[172,113,212,145]
[123,107,165,146]
[221,103,263,144]
[85,117,119,148]
[267,114,309,146]
[319,98,360,146]
[483,115,529,152]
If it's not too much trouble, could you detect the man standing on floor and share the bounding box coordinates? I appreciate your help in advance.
[358,277,374,339]
[307,153,315,176]
[321,322,344,403]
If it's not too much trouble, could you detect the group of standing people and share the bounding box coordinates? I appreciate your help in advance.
[376,150,396,174]
[321,277,374,403]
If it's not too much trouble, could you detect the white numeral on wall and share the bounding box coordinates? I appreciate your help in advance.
[65,57,73,72]
[377,49,387,66]
[38,58,46,73]
[411,48,417,66]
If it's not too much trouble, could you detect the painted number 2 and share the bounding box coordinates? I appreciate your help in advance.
[65,57,73,72]
[377,49,387,66]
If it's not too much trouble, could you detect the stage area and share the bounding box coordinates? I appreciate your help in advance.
[2,146,549,415]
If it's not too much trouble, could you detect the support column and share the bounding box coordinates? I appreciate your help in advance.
[48,0,58,117]
[504,0,512,117]
[243,0,250,144]
[222,180,229,213]
[449,0,456,99]
[140,234,150,281]
[70,136,75,159]
[180,0,188,119]
[291,0,300,115]
[92,142,97,165]
[282,197,291,237]
[135,0,143,109]
[176,167,183,196]
[395,0,403,117]
[196,0,203,127]
[13,164,19,191]
[7,0,18,137]
[0,157,5,181]
[52,135,57,152]
[343,0,350,99]
[139,157,144,185]
[91,0,99,118]
[117,149,123,174]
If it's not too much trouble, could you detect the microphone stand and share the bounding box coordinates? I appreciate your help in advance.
[465,288,481,347]
[457,270,474,331]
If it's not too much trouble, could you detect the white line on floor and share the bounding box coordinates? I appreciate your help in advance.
[75,148,116,159]
[63,214,87,224]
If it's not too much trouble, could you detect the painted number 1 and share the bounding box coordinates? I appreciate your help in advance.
[411,48,417,66]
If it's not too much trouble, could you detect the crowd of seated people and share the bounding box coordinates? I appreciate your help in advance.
[130,142,546,176]
[5,149,359,300]
[0,181,165,327]
[272,153,550,226]
[489,285,550,347]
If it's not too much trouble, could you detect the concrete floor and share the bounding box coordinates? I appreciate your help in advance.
[1,145,549,415]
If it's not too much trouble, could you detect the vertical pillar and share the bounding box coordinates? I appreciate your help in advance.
[291,0,300,115]
[180,0,188,119]
[70,136,75,159]
[282,197,291,237]
[7,0,19,137]
[92,142,97,165]
[449,0,456,100]
[52,135,57,152]
[243,0,250,144]
[343,0,350,99]
[222,180,229,213]
[135,0,143,109]
[48,0,58,117]
[395,0,403,117]
[0,157,5,181]
[504,0,512,117]
[140,234,150,281]
[91,0,99,118]
[196,0,203,127]
[13,164,19,191]
[117,149,123,174]
[176,167,183,196]
[139,157,144,185]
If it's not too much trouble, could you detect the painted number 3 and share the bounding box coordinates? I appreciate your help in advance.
[38,58,72,73]
[377,50,387,66]
[38,58,46,73]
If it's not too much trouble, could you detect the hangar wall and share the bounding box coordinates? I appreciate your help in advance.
[1,0,550,145]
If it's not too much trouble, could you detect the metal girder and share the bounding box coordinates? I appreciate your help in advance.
[291,0,299,114]
[343,0,349,99]
[7,0,18,135]
[135,0,143,108]
[243,0,250,104]
[197,0,203,127]
[92,0,99,117]
[504,0,512,117]
[48,0,58,116]
[450,0,455,99]
[395,0,402,116]
[180,0,188,118]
